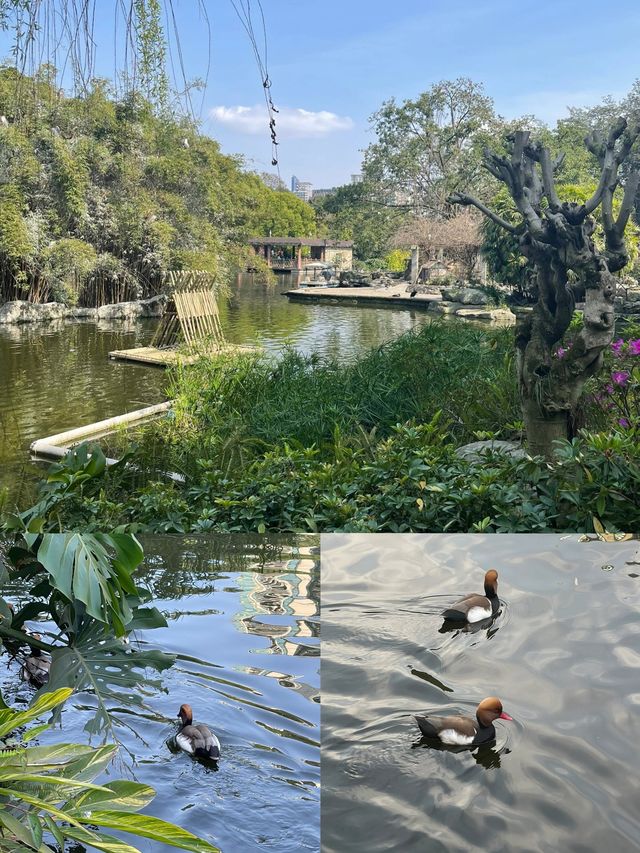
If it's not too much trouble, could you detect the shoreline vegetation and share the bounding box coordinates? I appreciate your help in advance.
[10,321,638,535]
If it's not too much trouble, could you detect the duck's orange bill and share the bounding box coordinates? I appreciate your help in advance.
[499,712,513,720]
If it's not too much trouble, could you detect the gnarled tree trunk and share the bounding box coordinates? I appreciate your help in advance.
[450,120,640,458]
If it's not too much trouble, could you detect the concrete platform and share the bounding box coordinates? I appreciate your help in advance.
[284,285,514,322]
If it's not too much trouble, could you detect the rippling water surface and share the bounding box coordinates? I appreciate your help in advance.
[321,533,640,853]
[0,276,434,499]
[1,534,320,853]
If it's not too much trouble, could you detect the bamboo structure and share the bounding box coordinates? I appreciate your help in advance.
[110,270,256,366]
[151,270,225,349]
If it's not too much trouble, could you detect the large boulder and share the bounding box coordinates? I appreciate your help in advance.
[96,295,165,320]
[455,307,514,322]
[440,286,489,305]
[0,301,69,324]
[428,301,459,314]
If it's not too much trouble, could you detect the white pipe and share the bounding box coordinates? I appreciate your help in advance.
[30,401,173,455]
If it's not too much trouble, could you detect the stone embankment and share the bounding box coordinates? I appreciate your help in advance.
[0,295,165,324]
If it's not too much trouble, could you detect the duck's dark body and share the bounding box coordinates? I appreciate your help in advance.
[176,704,220,760]
[414,696,512,747]
[442,570,500,622]
[415,713,496,745]
[176,724,221,759]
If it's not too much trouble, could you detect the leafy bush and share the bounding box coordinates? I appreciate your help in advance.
[163,321,519,478]
[21,423,640,535]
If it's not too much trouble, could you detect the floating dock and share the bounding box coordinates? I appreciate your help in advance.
[108,343,257,367]
[284,286,440,310]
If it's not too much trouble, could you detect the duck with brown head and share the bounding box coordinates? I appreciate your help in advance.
[176,704,221,761]
[441,569,500,623]
[20,633,50,688]
[415,697,513,746]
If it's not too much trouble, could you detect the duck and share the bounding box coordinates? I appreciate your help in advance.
[21,634,50,687]
[415,696,512,746]
[176,704,220,760]
[441,569,500,622]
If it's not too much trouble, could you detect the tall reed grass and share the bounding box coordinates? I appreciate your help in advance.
[155,321,520,477]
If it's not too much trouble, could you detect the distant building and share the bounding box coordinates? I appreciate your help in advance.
[350,173,363,184]
[293,180,313,202]
[249,237,353,271]
[291,175,299,192]
[311,187,336,199]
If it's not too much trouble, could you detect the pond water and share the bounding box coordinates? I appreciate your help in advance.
[321,533,640,853]
[0,275,436,501]
[0,533,320,853]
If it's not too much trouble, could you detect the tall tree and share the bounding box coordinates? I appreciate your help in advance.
[362,78,497,216]
[450,120,640,456]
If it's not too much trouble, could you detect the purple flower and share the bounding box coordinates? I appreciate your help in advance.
[612,370,631,386]
[605,384,615,395]
[629,339,640,356]
[556,346,567,359]
[611,338,625,355]
[619,418,630,428]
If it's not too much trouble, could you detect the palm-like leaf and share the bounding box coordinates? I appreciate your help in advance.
[43,622,175,736]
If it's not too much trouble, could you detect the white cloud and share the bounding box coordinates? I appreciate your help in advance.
[210,104,354,138]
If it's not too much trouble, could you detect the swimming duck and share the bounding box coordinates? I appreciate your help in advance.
[415,696,512,746]
[442,569,500,622]
[21,634,50,687]
[176,704,220,760]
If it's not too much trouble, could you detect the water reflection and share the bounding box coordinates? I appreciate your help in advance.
[0,532,320,853]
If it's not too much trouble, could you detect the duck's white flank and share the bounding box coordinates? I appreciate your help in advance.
[176,733,195,754]
[438,728,476,746]
[466,604,492,623]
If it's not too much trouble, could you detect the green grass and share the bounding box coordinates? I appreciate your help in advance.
[157,321,520,477]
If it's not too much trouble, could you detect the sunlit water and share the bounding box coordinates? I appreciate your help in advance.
[321,533,640,853]
[0,534,320,853]
[0,275,436,500]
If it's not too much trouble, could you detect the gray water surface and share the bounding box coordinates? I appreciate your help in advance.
[321,533,640,853]
[1,534,320,853]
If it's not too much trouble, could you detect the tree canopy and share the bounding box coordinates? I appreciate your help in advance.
[0,68,315,304]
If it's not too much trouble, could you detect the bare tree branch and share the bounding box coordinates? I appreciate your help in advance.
[447,192,520,233]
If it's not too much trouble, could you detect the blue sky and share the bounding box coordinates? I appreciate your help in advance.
[3,0,640,187]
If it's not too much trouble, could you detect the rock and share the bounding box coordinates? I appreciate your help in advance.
[0,301,70,324]
[428,301,459,314]
[72,307,98,319]
[455,307,514,322]
[440,286,489,305]
[456,440,527,463]
[96,295,165,320]
[0,296,165,324]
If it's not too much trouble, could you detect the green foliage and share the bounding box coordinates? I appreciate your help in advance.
[0,688,219,852]
[314,181,399,262]
[0,68,316,305]
[24,422,640,535]
[383,249,410,272]
[362,78,498,216]
[1,444,174,735]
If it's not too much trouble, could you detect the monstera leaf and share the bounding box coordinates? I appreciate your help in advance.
[34,532,142,635]
[43,621,175,737]
[0,688,219,852]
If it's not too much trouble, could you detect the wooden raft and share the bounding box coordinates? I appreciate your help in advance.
[109,270,257,367]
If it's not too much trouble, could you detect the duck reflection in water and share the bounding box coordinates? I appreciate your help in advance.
[438,613,500,636]
[412,737,511,769]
